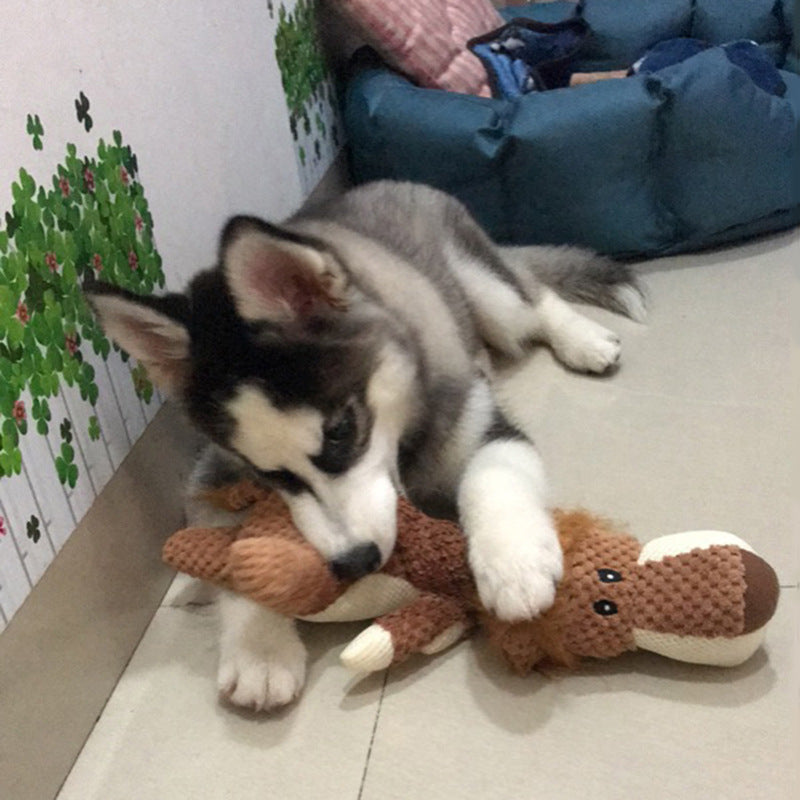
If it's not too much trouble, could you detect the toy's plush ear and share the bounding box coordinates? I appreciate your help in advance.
[86,285,191,398]
[220,216,347,325]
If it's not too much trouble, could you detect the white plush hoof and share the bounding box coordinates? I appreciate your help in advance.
[340,625,394,673]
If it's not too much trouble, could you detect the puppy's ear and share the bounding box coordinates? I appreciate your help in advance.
[86,286,190,397]
[220,216,346,324]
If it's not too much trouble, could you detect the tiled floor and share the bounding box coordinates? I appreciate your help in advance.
[57,229,798,800]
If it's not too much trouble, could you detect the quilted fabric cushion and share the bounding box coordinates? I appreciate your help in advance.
[344,0,799,256]
[330,0,503,96]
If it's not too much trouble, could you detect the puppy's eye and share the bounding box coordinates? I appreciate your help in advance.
[325,406,355,443]
[597,568,622,583]
[593,599,618,616]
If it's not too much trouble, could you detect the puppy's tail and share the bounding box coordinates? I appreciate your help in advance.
[501,244,647,322]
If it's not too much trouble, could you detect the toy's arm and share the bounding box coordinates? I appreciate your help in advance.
[340,593,473,672]
[228,535,346,616]
[163,522,348,616]
[162,527,240,586]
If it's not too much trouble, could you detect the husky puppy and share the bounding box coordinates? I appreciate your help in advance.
[88,181,644,711]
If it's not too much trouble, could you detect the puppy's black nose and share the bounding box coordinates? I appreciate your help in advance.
[329,543,382,581]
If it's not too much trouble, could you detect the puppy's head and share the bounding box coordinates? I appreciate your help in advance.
[87,217,419,577]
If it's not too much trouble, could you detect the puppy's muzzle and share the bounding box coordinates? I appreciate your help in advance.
[329,543,382,581]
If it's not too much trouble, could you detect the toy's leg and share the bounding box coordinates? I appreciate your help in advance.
[340,593,472,672]
[217,590,307,711]
[459,439,563,621]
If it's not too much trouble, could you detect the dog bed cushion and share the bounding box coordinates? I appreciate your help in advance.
[343,0,800,257]
[328,0,503,97]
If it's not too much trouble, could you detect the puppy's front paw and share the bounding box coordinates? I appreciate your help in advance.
[218,640,306,712]
[469,535,563,621]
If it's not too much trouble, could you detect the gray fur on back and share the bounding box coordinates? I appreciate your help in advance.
[279,181,643,515]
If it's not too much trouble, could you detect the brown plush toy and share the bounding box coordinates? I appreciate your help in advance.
[163,482,780,675]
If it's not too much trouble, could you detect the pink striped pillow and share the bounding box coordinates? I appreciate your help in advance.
[332,0,503,96]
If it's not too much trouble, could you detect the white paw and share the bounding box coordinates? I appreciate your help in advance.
[217,591,307,712]
[469,532,563,621]
[553,316,621,373]
[218,641,306,711]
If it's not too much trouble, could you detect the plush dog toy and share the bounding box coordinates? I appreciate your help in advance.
[164,482,779,674]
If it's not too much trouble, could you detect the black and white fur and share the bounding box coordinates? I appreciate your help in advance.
[88,181,645,711]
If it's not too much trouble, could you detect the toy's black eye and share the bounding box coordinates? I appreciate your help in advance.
[597,568,623,583]
[593,599,618,616]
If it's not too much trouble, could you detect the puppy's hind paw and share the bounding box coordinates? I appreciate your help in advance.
[553,316,621,374]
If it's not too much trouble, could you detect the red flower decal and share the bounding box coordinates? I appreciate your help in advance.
[13,400,26,424]
[59,175,70,197]
[84,168,95,192]
[0,516,6,536]
[134,214,143,232]
[92,253,103,272]
[16,302,29,324]
[128,250,138,271]
[65,333,78,356]
[45,252,58,273]
[120,167,130,186]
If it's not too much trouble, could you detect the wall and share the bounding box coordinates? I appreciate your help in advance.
[0,0,341,631]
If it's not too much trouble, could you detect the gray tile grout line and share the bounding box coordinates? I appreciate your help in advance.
[357,669,389,800]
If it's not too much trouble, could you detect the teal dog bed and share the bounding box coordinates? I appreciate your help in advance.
[343,0,799,257]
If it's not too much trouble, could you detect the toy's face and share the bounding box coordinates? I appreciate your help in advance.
[557,531,641,659]
[557,529,780,667]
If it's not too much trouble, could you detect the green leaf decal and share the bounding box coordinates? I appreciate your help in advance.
[2,106,165,489]
[26,515,42,543]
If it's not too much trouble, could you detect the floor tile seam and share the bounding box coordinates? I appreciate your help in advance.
[356,669,389,800]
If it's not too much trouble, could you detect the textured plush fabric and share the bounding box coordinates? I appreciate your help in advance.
[343,0,800,256]
[163,487,779,673]
[330,0,502,95]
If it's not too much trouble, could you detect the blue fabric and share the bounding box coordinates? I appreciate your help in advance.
[721,39,786,94]
[471,42,531,98]
[633,38,787,96]
[633,37,710,72]
[501,0,797,72]
[470,20,589,97]
[343,0,800,257]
